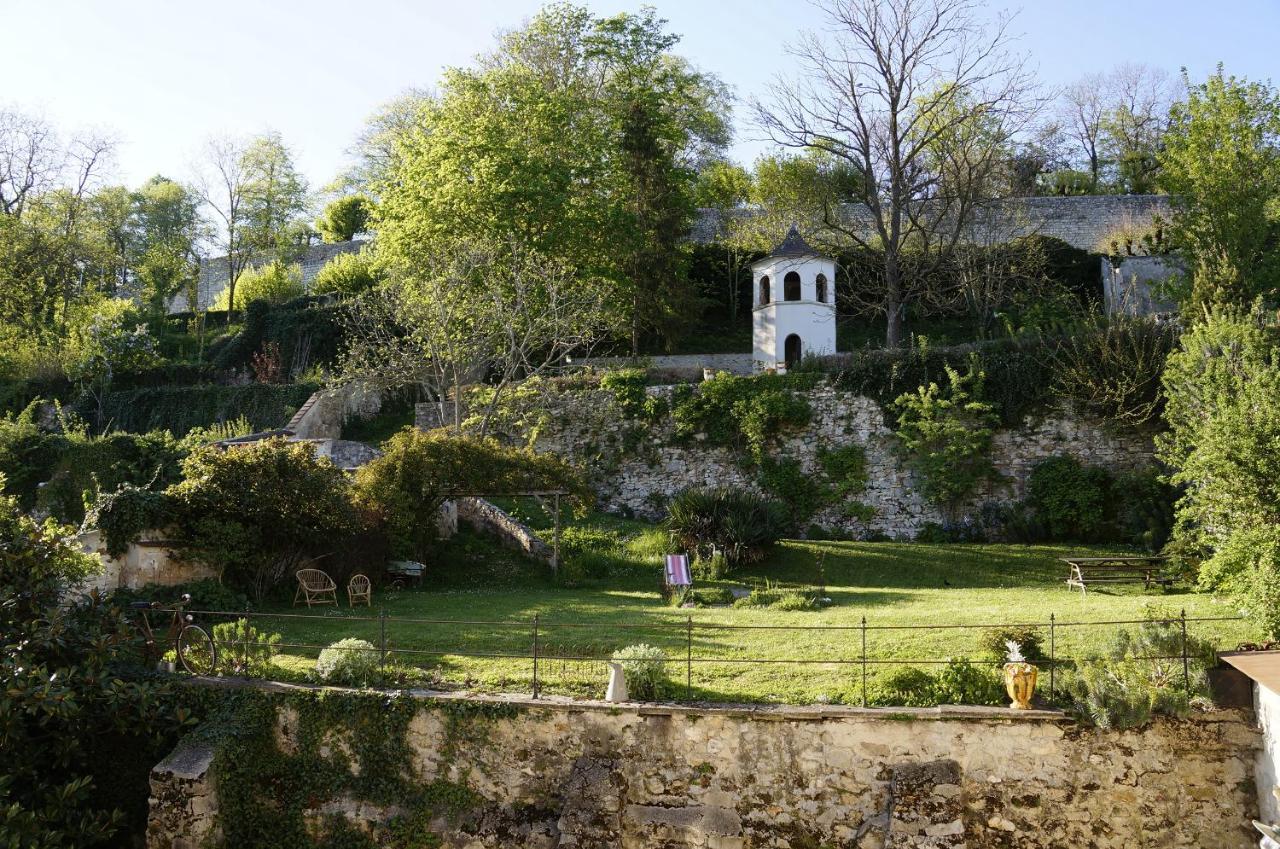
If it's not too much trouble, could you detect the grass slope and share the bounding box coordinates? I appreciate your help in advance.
[256,511,1253,705]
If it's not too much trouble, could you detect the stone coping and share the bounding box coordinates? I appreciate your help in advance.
[185,675,1079,723]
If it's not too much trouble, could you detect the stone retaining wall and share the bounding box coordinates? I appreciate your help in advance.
[436,382,1153,539]
[147,686,1261,849]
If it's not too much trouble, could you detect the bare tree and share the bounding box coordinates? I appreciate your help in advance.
[1060,74,1107,189]
[754,0,1034,347]
[337,235,610,437]
[1102,63,1173,193]
[196,136,251,316]
[0,109,60,217]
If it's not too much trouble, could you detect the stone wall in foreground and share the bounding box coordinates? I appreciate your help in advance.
[148,688,1260,849]
[433,383,1154,539]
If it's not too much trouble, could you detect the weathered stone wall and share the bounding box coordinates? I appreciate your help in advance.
[435,383,1153,539]
[75,528,217,596]
[173,240,367,313]
[457,497,556,567]
[148,688,1261,849]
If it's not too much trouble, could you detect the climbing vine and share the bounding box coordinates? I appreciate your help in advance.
[198,690,524,848]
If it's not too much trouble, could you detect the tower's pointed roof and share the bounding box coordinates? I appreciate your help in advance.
[770,224,822,258]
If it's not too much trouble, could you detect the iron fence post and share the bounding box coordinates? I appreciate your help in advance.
[1049,613,1056,702]
[1180,608,1189,693]
[243,604,251,677]
[860,616,867,708]
[379,605,387,686]
[686,615,693,701]
[532,614,540,699]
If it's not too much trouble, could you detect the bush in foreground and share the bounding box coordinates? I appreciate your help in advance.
[664,487,787,569]
[611,643,668,700]
[315,638,381,687]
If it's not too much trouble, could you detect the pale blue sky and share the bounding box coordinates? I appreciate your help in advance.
[7,0,1279,191]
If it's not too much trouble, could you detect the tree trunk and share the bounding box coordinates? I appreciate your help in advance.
[884,251,905,348]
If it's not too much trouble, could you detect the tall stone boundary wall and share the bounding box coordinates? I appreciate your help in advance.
[435,383,1153,539]
[75,528,216,596]
[147,689,1260,849]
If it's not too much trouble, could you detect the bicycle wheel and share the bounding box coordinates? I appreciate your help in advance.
[177,624,217,676]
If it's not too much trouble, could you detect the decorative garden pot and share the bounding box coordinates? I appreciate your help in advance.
[1003,662,1038,710]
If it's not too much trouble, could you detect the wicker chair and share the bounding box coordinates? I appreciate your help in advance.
[347,573,372,607]
[294,568,338,607]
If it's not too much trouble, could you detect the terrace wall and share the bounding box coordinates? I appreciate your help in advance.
[429,383,1153,539]
[147,687,1261,849]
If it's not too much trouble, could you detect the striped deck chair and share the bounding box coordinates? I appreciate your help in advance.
[664,554,692,590]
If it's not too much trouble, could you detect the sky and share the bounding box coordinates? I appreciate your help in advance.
[7,0,1280,193]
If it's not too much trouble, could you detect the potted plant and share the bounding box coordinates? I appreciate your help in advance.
[1003,640,1038,709]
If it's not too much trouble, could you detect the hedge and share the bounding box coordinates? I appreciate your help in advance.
[209,296,348,375]
[73,383,319,436]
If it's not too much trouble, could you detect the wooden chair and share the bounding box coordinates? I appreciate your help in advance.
[347,573,372,607]
[294,568,338,607]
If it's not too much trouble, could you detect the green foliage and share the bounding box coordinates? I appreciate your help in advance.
[372,4,730,350]
[317,195,374,243]
[757,455,825,524]
[1026,456,1112,542]
[611,643,669,700]
[109,578,247,616]
[210,296,349,376]
[1158,306,1280,635]
[664,487,787,568]
[831,338,1055,428]
[868,660,1004,707]
[818,444,869,500]
[312,249,381,297]
[214,261,305,310]
[733,582,822,611]
[893,360,999,509]
[165,439,361,600]
[1049,314,1177,428]
[0,495,197,846]
[212,618,283,675]
[978,626,1046,663]
[315,638,381,686]
[78,382,318,436]
[353,429,590,561]
[671,372,813,460]
[1159,67,1280,310]
[1064,614,1216,729]
[599,368,655,419]
[92,483,173,557]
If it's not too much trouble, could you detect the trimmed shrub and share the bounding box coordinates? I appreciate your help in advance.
[315,638,381,686]
[664,487,787,569]
[212,618,282,675]
[611,643,668,700]
[1025,455,1112,542]
[214,261,304,309]
[868,660,1004,707]
[311,249,381,297]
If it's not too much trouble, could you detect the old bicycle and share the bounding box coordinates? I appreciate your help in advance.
[128,593,217,675]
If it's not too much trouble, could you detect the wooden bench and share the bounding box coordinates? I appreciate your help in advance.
[1062,556,1172,594]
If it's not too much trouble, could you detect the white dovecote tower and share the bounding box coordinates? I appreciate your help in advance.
[751,225,836,373]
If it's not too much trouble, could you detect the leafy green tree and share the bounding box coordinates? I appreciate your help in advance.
[693,160,751,210]
[1158,306,1280,636]
[317,194,373,243]
[198,132,309,314]
[353,429,589,560]
[893,360,999,510]
[1159,67,1280,311]
[0,495,196,846]
[165,439,360,600]
[371,3,730,352]
[131,176,204,316]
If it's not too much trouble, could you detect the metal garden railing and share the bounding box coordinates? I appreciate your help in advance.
[160,605,1247,707]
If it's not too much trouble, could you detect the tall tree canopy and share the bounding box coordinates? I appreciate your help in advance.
[371,3,731,351]
[1159,66,1280,311]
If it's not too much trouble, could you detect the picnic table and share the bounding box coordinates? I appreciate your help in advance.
[1061,555,1172,594]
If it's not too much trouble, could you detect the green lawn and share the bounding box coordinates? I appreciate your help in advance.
[250,511,1256,705]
